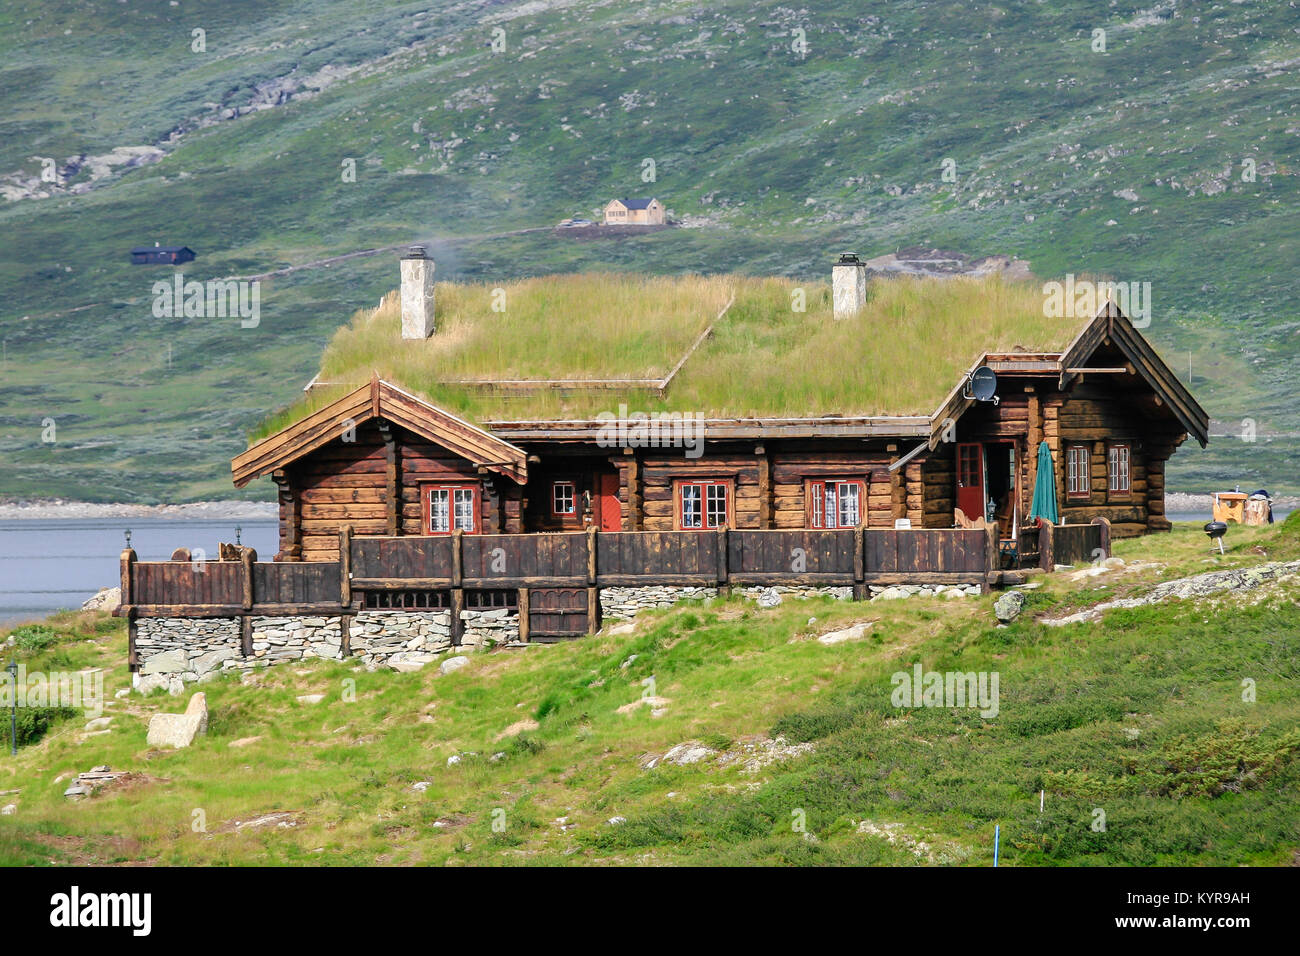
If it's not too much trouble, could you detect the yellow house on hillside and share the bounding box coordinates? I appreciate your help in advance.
[603,197,665,225]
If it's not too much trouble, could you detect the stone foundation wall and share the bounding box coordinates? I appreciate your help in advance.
[134,617,241,694]
[133,607,517,690]
[737,585,854,602]
[870,583,981,600]
[349,610,452,667]
[250,615,343,663]
[461,607,519,647]
[600,586,719,619]
[133,581,978,691]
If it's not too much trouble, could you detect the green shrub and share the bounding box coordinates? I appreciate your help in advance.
[9,625,59,653]
[0,707,78,750]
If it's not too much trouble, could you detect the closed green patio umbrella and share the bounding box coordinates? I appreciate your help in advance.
[1028,440,1059,525]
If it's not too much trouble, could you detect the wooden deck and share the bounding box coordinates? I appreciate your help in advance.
[116,521,1109,629]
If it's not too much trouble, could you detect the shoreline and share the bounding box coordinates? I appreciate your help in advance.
[0,500,277,520]
[0,493,1292,520]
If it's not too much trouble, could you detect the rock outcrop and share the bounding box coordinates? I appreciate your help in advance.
[145,692,209,749]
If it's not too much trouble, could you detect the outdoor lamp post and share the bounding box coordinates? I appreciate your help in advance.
[235,524,242,547]
[124,528,132,549]
[6,658,16,755]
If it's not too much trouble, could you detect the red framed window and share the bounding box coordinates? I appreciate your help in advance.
[1107,444,1131,497]
[675,479,731,530]
[807,479,865,529]
[551,481,576,516]
[957,444,981,489]
[423,483,480,534]
[1066,445,1091,501]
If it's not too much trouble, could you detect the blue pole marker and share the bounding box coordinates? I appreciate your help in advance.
[993,824,1000,867]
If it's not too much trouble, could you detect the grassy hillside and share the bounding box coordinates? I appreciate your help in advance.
[0,0,1296,501]
[2,517,1297,866]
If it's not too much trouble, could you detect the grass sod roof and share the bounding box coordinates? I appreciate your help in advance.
[252,273,1088,441]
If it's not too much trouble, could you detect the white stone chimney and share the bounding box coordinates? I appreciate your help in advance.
[400,245,435,339]
[832,253,867,319]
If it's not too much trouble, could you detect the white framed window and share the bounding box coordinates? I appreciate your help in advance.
[1107,444,1131,496]
[1067,445,1090,501]
[552,481,576,516]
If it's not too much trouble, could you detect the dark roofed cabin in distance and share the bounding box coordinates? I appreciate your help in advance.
[130,245,197,265]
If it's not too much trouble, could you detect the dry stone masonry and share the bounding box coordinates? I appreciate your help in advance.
[600,586,719,618]
[133,582,974,690]
[134,607,519,690]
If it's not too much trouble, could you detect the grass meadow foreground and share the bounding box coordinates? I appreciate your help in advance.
[1,518,1297,867]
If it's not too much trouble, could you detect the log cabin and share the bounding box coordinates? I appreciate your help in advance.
[231,252,1209,564]
[602,197,666,225]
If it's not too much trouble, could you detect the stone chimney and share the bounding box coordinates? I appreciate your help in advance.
[400,245,435,339]
[832,253,867,319]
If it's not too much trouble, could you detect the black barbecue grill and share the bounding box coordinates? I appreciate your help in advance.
[1204,520,1228,555]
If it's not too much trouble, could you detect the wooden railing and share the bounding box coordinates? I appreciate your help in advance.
[118,521,1116,621]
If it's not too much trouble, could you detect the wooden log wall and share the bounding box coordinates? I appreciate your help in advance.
[398,434,504,536]
[769,448,894,528]
[288,422,504,560]
[1055,381,1183,536]
[918,442,955,528]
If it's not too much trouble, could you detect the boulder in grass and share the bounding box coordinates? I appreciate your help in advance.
[145,692,208,749]
[387,651,436,673]
[439,655,470,676]
[816,621,874,645]
[994,590,1026,624]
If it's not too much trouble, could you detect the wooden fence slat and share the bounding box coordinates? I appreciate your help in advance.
[126,528,1025,611]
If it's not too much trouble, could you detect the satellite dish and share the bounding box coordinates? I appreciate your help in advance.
[965,366,1000,405]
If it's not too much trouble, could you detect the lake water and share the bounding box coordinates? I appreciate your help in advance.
[0,517,279,626]
[0,511,1289,627]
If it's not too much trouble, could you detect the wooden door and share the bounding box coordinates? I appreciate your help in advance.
[956,443,985,523]
[595,472,622,531]
[528,587,589,641]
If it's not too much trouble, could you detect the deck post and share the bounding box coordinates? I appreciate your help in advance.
[716,526,730,595]
[452,528,464,587]
[1039,522,1055,573]
[586,527,599,635]
[120,548,136,607]
[1091,516,1112,559]
[450,588,465,646]
[241,547,255,612]
[126,608,139,670]
[240,615,253,657]
[339,525,353,607]
[517,588,530,643]
[854,525,869,599]
[451,529,465,645]
[984,523,999,594]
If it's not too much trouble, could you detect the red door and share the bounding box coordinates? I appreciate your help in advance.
[595,473,622,531]
[956,443,986,523]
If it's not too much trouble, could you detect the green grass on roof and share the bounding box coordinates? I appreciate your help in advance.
[253,272,1085,441]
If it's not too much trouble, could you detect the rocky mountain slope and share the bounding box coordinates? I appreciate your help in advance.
[0,0,1295,500]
